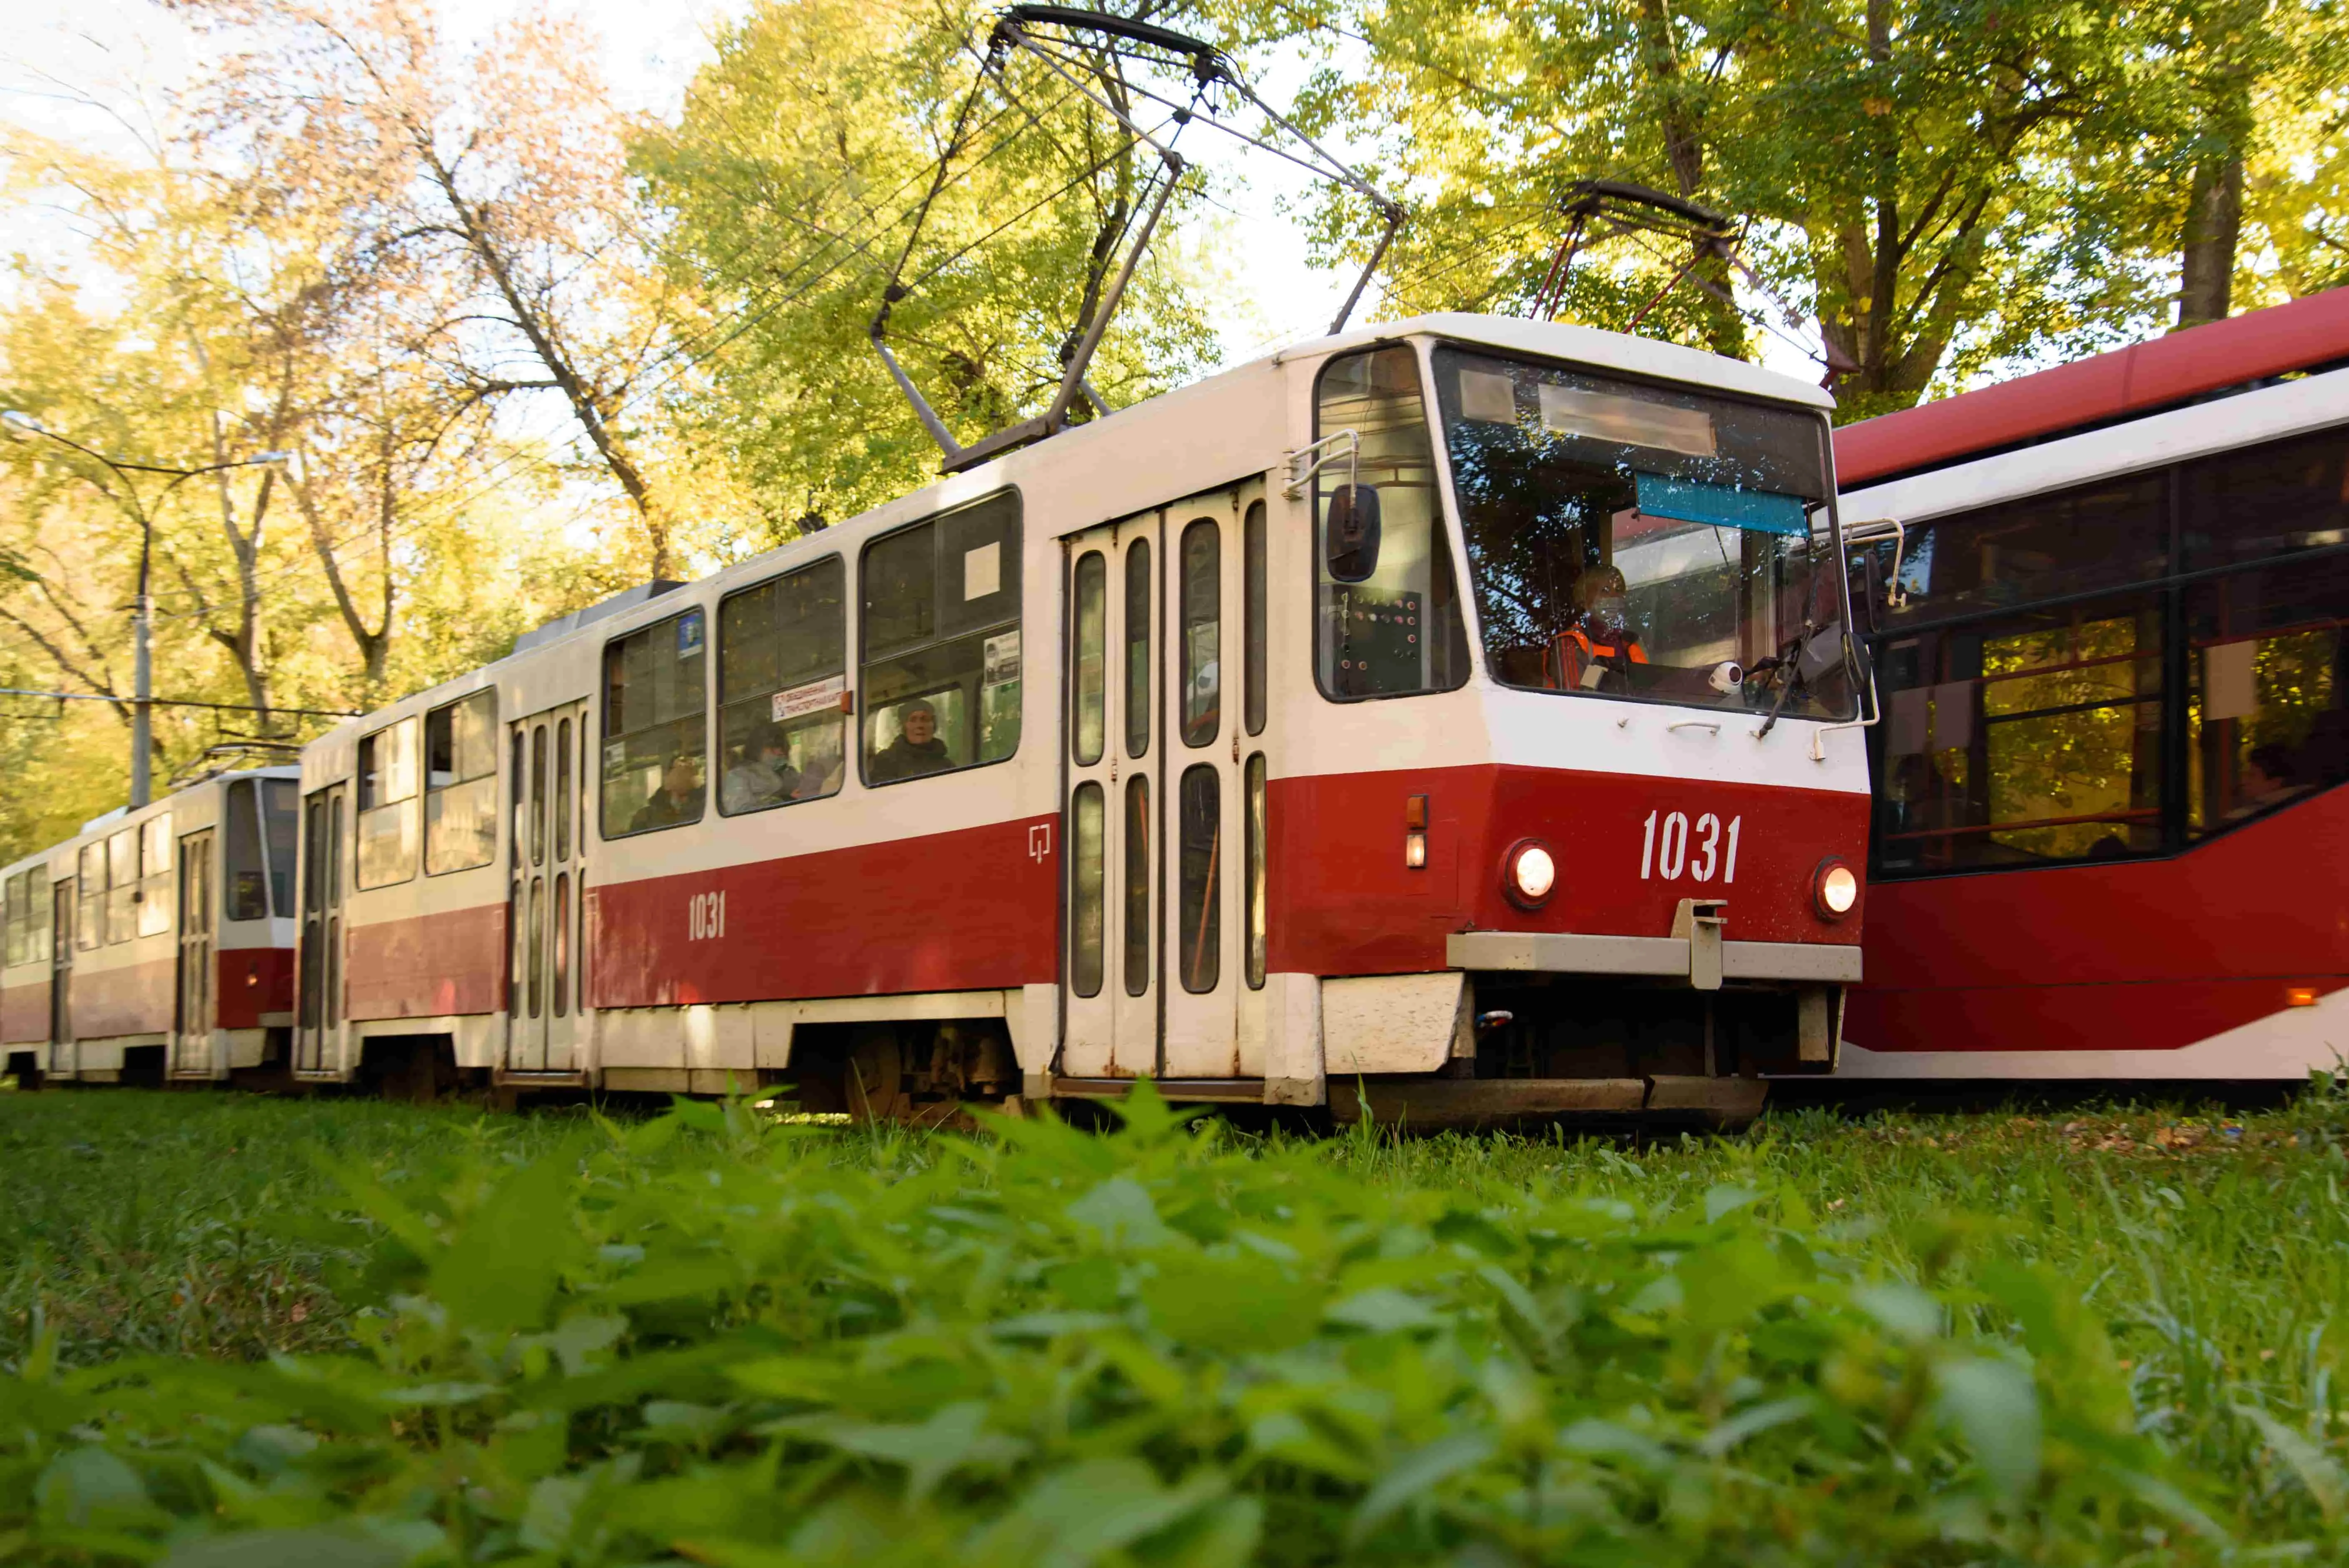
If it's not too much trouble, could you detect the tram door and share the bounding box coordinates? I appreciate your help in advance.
[173,829,215,1076]
[48,879,72,1077]
[295,784,346,1073]
[1062,512,1161,1077]
[1160,488,1263,1079]
[507,702,589,1073]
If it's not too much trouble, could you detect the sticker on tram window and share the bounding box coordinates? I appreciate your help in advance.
[982,629,1021,684]
[1639,810,1741,885]
[604,740,627,774]
[772,674,846,722]
[963,542,1001,602]
[676,610,704,658]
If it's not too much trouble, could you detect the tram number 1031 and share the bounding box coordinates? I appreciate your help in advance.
[1640,811,1741,885]
[687,890,728,941]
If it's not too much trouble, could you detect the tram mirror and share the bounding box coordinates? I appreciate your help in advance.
[1797,622,1847,689]
[1325,483,1382,583]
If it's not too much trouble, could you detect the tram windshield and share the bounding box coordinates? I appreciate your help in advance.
[1432,345,1853,719]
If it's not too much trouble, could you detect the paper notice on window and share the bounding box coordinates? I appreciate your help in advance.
[2203,640,2259,722]
[964,541,1001,601]
[1928,682,1974,752]
[1456,368,1518,424]
[1886,685,1930,757]
[772,674,845,722]
[983,630,1021,686]
[1538,383,1716,457]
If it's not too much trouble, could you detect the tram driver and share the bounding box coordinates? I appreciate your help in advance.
[1554,563,1647,691]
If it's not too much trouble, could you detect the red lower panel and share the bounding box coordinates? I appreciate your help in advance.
[1269,764,1868,978]
[216,947,294,1030]
[588,814,1060,1009]
[1850,786,2349,1055]
[71,961,174,1039]
[1,979,48,1044]
[344,904,507,1022]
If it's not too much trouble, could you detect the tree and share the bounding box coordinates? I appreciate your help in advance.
[1280,0,2314,413]
[185,0,693,577]
[632,0,1226,536]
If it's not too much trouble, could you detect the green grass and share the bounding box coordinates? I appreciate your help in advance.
[0,1082,2343,1564]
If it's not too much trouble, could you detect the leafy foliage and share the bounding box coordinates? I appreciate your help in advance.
[6,1083,2349,1563]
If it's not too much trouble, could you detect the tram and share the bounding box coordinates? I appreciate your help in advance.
[1835,289,2349,1080]
[265,315,1870,1121]
[0,768,299,1086]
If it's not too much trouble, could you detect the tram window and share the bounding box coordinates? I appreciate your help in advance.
[264,779,297,917]
[1244,501,1267,736]
[1435,345,1858,716]
[601,607,708,837]
[1873,592,2165,874]
[2,871,25,967]
[2182,426,2349,571]
[225,779,268,921]
[1879,474,2167,628]
[356,717,421,889]
[424,690,499,876]
[1073,551,1107,766]
[136,816,173,938]
[1123,774,1150,996]
[1314,346,1472,701]
[0,868,42,968]
[76,843,104,950]
[717,557,846,815]
[530,725,548,866]
[860,493,1022,785]
[104,829,135,943]
[1125,539,1151,757]
[2186,553,2349,836]
[1244,752,1267,990]
[554,719,572,863]
[1177,766,1220,993]
[1181,520,1221,746]
[1071,782,1105,998]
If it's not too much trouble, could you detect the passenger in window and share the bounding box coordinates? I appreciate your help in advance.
[1556,565,1648,690]
[632,752,706,831]
[2231,744,2307,819]
[722,722,800,814]
[870,699,952,783]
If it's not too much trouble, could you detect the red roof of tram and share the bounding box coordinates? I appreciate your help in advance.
[1833,287,2349,486]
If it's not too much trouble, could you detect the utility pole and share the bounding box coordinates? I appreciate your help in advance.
[1,413,290,806]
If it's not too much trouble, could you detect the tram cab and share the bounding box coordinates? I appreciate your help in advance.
[0,768,299,1087]
[287,314,1869,1121]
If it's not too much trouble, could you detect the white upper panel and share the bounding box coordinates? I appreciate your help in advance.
[1843,363,2349,525]
[1302,314,1840,411]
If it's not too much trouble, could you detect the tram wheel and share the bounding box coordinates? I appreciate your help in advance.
[846,1029,907,1123]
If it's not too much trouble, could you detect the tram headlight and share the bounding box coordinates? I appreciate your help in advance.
[1503,839,1557,909]
[1813,857,1860,919]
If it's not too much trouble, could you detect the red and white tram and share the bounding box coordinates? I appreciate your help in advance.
[0,769,299,1086]
[286,315,1872,1120]
[1835,290,2349,1081]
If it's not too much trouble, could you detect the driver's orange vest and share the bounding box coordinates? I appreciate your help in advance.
[1554,624,1648,688]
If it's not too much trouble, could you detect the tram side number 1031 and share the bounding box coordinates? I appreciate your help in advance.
[1640,811,1741,885]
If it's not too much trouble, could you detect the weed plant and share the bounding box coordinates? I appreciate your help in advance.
[0,1081,2342,1564]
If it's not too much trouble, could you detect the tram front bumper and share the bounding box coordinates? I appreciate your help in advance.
[1445,930,1862,988]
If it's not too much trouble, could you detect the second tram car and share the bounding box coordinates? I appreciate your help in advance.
[286,315,1873,1120]
[1835,289,2349,1080]
[0,769,299,1085]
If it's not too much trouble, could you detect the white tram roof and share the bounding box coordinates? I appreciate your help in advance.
[305,313,1837,768]
[1843,361,2349,526]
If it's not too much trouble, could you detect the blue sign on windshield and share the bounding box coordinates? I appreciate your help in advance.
[1635,472,1807,536]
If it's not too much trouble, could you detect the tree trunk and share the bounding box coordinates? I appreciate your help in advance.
[2177,154,2243,330]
